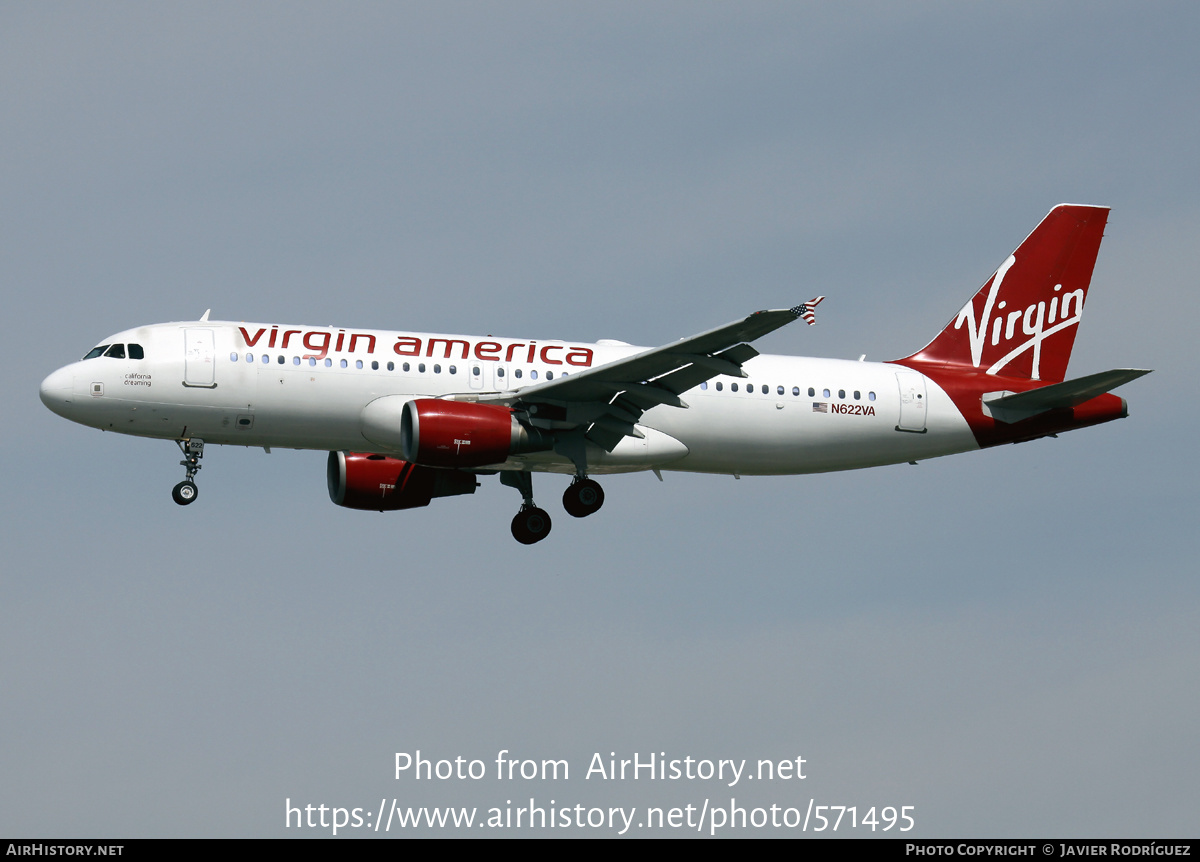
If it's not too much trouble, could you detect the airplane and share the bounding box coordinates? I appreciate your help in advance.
[39,204,1149,544]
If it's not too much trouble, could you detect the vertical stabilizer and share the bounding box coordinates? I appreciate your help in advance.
[903,204,1109,382]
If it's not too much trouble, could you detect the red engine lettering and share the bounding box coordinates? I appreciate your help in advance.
[327,451,476,511]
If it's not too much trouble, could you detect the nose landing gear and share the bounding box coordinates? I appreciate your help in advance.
[172,480,198,505]
[172,438,204,506]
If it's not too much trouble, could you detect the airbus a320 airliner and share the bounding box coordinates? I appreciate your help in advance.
[40,205,1148,543]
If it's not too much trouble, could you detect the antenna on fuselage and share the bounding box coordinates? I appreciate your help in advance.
[199,309,211,322]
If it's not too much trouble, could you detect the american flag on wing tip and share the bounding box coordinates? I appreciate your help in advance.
[791,296,825,325]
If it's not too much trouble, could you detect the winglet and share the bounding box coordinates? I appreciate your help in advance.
[791,296,825,325]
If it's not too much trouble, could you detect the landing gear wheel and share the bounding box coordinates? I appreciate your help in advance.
[173,439,204,507]
[172,480,198,506]
[511,507,552,544]
[562,478,605,518]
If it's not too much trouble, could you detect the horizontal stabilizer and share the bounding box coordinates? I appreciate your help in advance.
[982,369,1152,424]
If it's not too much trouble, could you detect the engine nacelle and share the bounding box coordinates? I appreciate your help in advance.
[400,399,550,468]
[327,451,477,511]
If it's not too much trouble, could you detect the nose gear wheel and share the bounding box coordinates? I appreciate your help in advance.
[172,480,198,505]
[173,438,205,506]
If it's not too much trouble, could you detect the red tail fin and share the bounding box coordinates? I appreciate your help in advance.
[903,204,1109,382]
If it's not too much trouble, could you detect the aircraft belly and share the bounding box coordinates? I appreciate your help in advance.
[505,425,689,475]
[247,365,397,449]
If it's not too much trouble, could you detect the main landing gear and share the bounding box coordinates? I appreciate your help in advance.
[501,471,552,545]
[511,506,552,545]
[562,477,604,518]
[172,438,204,506]
[501,471,607,544]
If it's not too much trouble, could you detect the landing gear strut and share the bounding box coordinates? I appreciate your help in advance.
[172,438,204,506]
[562,477,604,518]
[501,470,552,544]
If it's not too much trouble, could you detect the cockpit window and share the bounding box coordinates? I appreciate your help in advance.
[82,342,143,360]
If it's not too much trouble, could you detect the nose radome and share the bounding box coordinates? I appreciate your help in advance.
[39,367,74,416]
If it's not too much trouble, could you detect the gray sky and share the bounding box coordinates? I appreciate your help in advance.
[3,2,1197,837]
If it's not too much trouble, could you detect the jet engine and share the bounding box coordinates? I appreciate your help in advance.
[400,399,551,468]
[327,451,477,511]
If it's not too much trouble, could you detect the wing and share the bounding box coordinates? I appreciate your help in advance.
[482,304,813,451]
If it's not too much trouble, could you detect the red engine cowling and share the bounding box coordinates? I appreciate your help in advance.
[327,451,477,511]
[401,399,548,468]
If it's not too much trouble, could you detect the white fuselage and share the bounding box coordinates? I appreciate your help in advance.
[39,320,979,476]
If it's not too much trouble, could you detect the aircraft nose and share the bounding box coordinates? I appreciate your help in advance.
[39,366,75,417]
